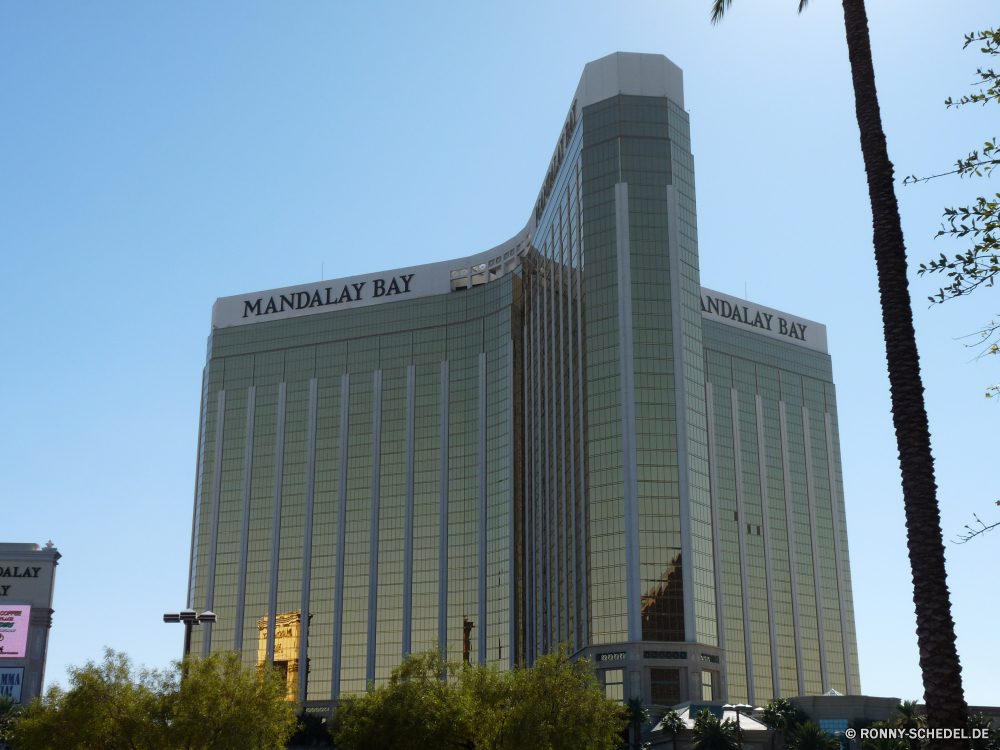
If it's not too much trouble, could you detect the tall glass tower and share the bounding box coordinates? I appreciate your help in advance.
[186,52,860,711]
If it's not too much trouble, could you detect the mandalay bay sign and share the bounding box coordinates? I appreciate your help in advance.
[211,263,829,356]
[211,260,456,330]
[699,287,828,354]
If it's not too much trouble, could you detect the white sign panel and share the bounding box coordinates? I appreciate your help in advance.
[699,287,827,354]
[212,260,455,330]
[0,667,23,703]
[0,605,30,659]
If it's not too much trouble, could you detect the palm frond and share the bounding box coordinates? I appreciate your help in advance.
[798,0,809,13]
[711,0,733,25]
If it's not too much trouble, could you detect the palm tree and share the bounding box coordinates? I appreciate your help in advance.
[892,700,926,750]
[967,713,1000,750]
[861,721,908,750]
[626,697,650,750]
[0,695,24,750]
[693,709,738,750]
[761,699,807,750]
[661,710,686,750]
[710,0,969,740]
[785,722,841,750]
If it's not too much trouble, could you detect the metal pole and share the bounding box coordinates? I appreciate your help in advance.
[183,620,193,677]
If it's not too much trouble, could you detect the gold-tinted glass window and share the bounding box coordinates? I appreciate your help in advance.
[701,669,715,701]
[603,668,624,703]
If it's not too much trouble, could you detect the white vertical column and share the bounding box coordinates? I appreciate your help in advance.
[704,383,727,654]
[525,306,536,663]
[187,370,209,611]
[730,388,755,705]
[825,413,853,694]
[265,382,288,665]
[478,352,488,664]
[234,386,256,652]
[802,406,830,692]
[561,189,580,653]
[298,378,319,701]
[366,369,383,685]
[667,184,697,643]
[778,402,806,696]
[507,339,517,668]
[203,389,226,656]
[755,395,781,698]
[615,181,641,643]
[574,166,589,648]
[438,362,450,657]
[402,365,416,658]
[542,246,553,652]
[556,216,570,647]
[331,373,350,698]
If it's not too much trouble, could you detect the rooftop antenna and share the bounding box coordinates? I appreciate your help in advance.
[322,261,324,280]
[744,281,748,300]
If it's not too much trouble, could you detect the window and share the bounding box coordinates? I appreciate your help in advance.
[603,669,624,703]
[643,650,687,660]
[702,670,715,701]
[819,720,849,736]
[650,668,681,706]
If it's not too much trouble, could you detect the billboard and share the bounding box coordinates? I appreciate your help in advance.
[0,668,23,703]
[0,606,30,658]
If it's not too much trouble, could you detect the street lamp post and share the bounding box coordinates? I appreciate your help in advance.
[163,609,217,674]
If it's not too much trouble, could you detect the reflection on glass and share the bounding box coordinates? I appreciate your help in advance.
[257,611,311,700]
[641,553,684,642]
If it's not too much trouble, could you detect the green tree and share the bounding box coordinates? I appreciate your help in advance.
[910,29,1000,544]
[10,649,296,750]
[914,30,999,314]
[784,722,841,750]
[330,647,626,750]
[167,652,298,750]
[468,648,625,750]
[710,0,970,741]
[692,709,737,750]
[760,699,808,750]
[330,650,470,750]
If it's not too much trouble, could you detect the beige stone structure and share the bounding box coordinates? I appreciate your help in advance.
[0,542,60,703]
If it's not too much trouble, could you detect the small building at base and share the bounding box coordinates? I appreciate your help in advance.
[0,542,60,703]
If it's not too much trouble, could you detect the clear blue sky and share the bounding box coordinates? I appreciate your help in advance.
[3,1,997,704]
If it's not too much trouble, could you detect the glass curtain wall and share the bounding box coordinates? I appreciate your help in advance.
[523,115,588,660]
[579,93,717,651]
[703,320,860,702]
[188,277,522,699]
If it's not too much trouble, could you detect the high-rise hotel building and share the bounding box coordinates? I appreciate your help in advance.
[186,52,860,709]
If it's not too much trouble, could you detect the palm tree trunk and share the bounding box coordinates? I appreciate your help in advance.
[838,0,968,742]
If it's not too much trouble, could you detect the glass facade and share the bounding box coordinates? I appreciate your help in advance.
[703,322,860,701]
[187,52,859,709]
[189,279,523,702]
